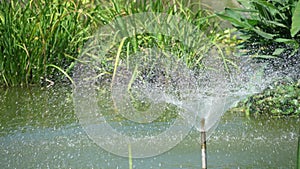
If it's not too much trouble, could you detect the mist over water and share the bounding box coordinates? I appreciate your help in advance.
[114,47,299,135]
[1,86,299,168]
[75,43,298,142]
[72,12,300,158]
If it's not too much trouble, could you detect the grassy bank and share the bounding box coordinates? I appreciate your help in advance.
[2,0,298,117]
[0,0,230,87]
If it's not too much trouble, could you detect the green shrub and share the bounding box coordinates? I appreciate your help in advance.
[240,82,300,117]
[217,0,300,117]
[217,0,300,58]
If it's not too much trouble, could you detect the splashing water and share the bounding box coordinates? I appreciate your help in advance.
[111,48,197,124]
[73,12,299,158]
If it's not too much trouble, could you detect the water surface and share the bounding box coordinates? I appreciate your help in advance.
[0,87,299,168]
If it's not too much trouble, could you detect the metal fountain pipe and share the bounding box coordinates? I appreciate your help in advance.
[297,126,300,169]
[200,118,207,169]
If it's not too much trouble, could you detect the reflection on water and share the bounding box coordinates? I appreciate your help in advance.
[0,87,299,168]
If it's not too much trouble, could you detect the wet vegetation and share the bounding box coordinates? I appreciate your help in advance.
[0,0,230,87]
[218,0,300,58]
[0,0,299,117]
[219,0,300,117]
[235,81,300,117]
[0,1,299,167]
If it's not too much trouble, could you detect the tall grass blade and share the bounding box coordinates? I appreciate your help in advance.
[47,64,75,86]
[112,37,127,84]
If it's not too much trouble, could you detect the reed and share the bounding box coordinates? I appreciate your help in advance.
[90,0,233,80]
[0,0,100,86]
[0,0,229,87]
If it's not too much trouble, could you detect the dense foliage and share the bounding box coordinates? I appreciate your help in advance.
[0,0,103,86]
[217,0,300,117]
[218,0,300,81]
[0,0,228,87]
[218,0,300,58]
[80,0,235,83]
[239,81,300,117]
[1,0,299,117]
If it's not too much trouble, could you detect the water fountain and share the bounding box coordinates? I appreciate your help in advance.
[72,12,298,167]
[0,5,299,169]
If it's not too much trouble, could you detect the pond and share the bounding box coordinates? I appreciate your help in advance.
[0,87,299,168]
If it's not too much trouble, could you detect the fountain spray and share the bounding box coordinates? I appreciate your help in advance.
[200,118,207,169]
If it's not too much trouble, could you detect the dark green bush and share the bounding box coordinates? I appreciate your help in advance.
[217,0,300,117]
[240,82,300,117]
[218,0,300,58]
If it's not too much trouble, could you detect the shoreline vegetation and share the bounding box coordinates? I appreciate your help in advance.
[0,0,235,87]
[218,0,300,118]
[0,0,299,117]
[0,0,101,87]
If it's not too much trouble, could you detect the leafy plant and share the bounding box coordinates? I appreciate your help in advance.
[217,0,300,58]
[217,0,300,118]
[104,0,224,65]
[240,82,300,117]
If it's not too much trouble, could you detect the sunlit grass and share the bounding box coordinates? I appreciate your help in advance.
[84,0,235,82]
[0,0,101,86]
[0,0,233,87]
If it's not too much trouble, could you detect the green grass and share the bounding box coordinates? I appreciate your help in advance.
[0,0,232,87]
[79,0,236,82]
[0,0,101,86]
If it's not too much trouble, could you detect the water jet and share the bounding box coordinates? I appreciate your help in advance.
[72,11,300,167]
